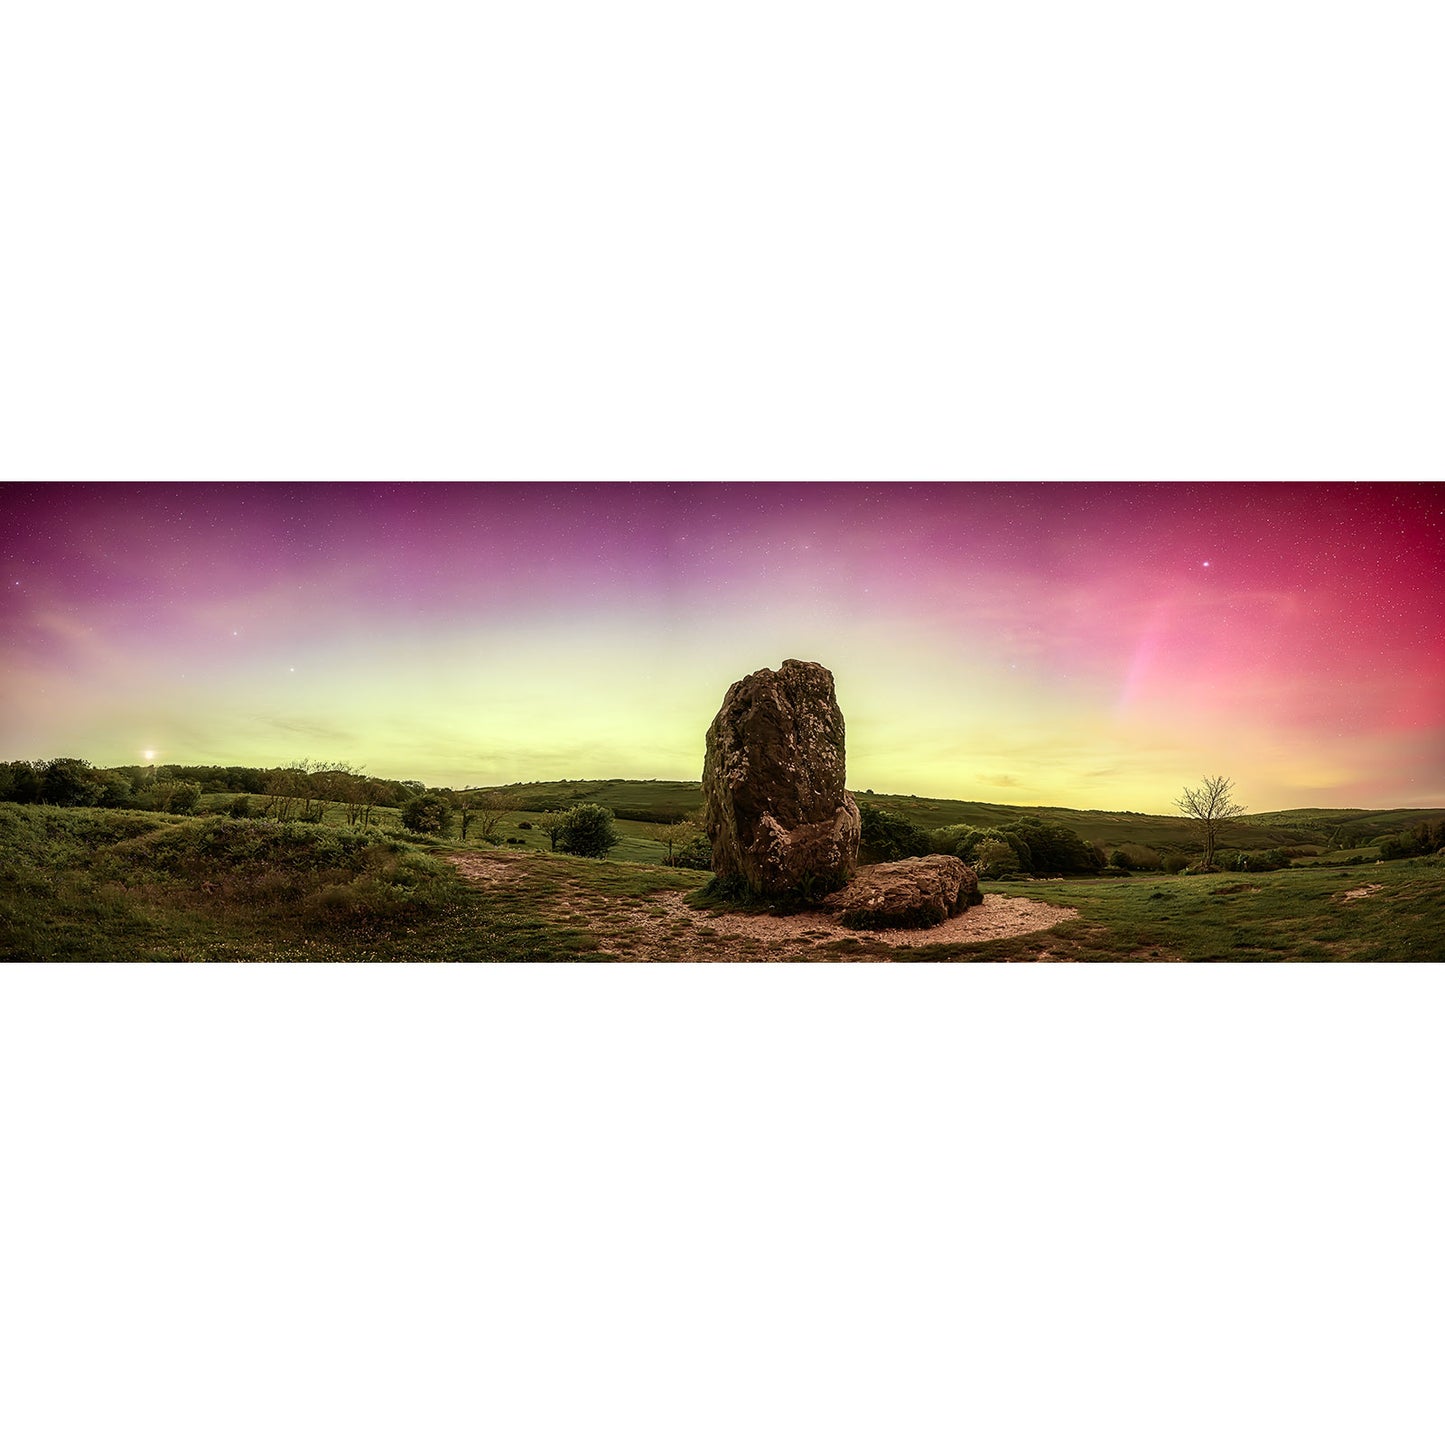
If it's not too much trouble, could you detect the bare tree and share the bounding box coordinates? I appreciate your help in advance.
[316,762,367,825]
[455,789,513,842]
[1175,774,1246,869]
[360,778,389,827]
[261,763,304,821]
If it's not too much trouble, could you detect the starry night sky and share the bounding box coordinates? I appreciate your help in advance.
[3,481,1443,811]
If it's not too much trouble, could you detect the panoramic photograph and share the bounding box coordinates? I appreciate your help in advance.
[3,479,1442,961]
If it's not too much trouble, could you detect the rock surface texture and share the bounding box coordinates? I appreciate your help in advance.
[822,855,982,930]
[702,659,862,897]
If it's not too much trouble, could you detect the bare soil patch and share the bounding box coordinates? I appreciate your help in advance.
[1339,882,1385,903]
[446,852,1077,960]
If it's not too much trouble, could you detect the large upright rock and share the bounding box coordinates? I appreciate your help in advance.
[702,659,862,897]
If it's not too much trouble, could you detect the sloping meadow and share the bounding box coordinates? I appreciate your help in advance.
[0,805,461,960]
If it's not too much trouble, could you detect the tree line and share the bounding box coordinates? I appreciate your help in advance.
[1377,820,1445,859]
[857,801,1110,877]
[0,757,421,818]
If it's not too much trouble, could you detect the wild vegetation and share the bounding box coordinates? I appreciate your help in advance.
[3,764,1442,961]
[4,800,1441,962]
[8,761,1441,868]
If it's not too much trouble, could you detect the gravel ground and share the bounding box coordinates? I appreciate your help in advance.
[447,852,1078,961]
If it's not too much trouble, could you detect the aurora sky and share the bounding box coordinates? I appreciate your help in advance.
[3,482,1443,812]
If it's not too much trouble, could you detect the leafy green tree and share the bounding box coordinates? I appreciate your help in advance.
[997,829,1034,872]
[1379,829,1432,861]
[401,793,454,835]
[93,771,133,808]
[937,825,987,862]
[539,810,568,851]
[228,794,254,818]
[857,801,933,862]
[558,803,620,859]
[168,781,201,814]
[41,757,102,807]
[973,838,1021,878]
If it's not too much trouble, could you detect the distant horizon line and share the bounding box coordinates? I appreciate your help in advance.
[46,760,1445,820]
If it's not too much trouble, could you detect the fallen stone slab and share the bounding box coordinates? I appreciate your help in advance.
[822,855,982,930]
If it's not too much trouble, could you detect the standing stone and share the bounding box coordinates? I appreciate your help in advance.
[702,659,862,897]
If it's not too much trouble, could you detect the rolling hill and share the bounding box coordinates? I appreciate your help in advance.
[484,778,1445,855]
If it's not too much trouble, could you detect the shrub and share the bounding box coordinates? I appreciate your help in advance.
[1160,853,1189,874]
[93,771,134,808]
[1225,847,1300,873]
[857,801,932,863]
[1379,829,1433,861]
[228,794,253,818]
[1107,849,1132,871]
[1005,817,1102,874]
[558,803,620,859]
[672,835,714,870]
[167,782,202,815]
[935,825,986,862]
[401,792,454,835]
[41,757,103,808]
[2,762,40,802]
[973,838,1022,878]
[517,821,532,830]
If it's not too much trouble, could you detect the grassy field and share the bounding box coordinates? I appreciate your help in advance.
[194,793,684,866]
[887,863,1445,961]
[0,803,705,961]
[4,801,1441,961]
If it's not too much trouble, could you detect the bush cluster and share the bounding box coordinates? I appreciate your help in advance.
[1221,848,1292,873]
[557,803,620,859]
[1379,822,1445,860]
[671,834,713,870]
[934,817,1105,877]
[854,804,1106,879]
[857,802,933,863]
[401,792,454,835]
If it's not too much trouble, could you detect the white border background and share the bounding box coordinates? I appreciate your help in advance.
[3,3,1443,1441]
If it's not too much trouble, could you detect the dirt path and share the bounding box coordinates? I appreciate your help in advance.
[446,852,1078,961]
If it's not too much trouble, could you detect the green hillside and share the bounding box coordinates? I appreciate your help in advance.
[6,800,1442,962]
[486,778,1445,855]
